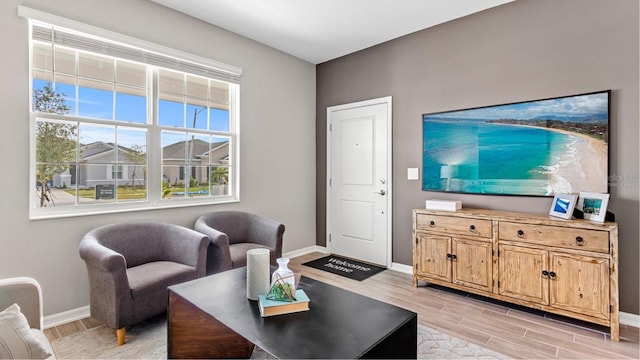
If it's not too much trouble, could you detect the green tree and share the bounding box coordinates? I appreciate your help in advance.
[33,84,76,207]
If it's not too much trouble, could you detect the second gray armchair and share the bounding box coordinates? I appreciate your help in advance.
[195,211,285,275]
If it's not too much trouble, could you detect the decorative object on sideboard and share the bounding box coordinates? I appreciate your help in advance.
[576,192,610,223]
[425,199,462,212]
[573,208,616,222]
[549,193,577,219]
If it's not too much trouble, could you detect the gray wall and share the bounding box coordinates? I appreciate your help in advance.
[316,0,639,314]
[0,0,316,315]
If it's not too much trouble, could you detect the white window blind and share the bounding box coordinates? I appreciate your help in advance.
[31,24,241,84]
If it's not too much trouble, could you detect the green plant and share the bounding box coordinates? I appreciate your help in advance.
[211,167,228,185]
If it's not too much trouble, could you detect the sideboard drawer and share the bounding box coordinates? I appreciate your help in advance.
[416,214,492,239]
[499,222,609,253]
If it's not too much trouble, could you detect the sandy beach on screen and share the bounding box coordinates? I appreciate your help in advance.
[488,123,608,194]
[545,128,608,194]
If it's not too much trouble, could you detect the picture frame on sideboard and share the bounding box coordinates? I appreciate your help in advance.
[577,192,610,223]
[549,194,577,220]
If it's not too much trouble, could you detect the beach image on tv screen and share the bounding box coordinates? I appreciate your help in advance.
[422,91,609,196]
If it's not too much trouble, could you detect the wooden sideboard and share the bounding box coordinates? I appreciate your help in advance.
[412,208,620,341]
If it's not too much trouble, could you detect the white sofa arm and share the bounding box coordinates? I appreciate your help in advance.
[0,277,44,330]
[0,277,54,359]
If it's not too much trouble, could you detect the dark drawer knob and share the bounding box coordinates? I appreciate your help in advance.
[446,253,452,259]
[575,236,584,245]
[469,225,476,232]
[542,270,549,277]
[451,254,457,260]
[517,229,524,237]
[429,220,435,227]
[549,271,556,279]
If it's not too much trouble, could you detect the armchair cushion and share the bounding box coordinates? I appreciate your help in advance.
[229,243,272,268]
[0,303,51,359]
[127,261,195,315]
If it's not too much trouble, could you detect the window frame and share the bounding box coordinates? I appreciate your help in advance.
[23,7,242,220]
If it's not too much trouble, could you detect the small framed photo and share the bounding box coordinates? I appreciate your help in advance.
[549,194,577,220]
[577,192,610,223]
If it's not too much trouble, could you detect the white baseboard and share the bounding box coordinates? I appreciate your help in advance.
[620,311,640,327]
[390,262,412,274]
[283,245,329,259]
[44,305,90,329]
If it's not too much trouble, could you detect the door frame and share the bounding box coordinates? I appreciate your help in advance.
[326,96,393,267]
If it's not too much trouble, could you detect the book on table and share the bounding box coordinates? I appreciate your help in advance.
[258,289,310,317]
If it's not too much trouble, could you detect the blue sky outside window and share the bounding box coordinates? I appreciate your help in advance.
[79,87,113,120]
[116,93,146,123]
[35,78,229,132]
[210,108,229,131]
[159,99,184,127]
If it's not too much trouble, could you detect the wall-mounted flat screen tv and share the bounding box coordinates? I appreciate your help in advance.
[422,90,610,196]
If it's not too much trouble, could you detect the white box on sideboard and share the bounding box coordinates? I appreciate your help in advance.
[425,200,462,212]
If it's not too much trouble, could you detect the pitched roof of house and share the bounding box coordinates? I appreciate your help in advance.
[162,139,229,163]
[79,141,139,161]
[77,139,229,163]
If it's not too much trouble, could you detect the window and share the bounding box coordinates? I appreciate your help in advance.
[27,17,241,218]
[111,165,123,180]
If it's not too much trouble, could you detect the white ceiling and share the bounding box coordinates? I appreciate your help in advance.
[150,0,515,64]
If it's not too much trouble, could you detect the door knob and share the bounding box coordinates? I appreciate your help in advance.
[374,190,386,195]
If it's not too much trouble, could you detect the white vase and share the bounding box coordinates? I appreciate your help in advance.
[271,257,296,291]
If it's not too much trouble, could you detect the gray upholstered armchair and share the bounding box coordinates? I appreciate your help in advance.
[78,222,208,346]
[194,211,285,275]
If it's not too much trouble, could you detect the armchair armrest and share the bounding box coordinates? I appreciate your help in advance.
[195,219,233,273]
[79,234,132,329]
[0,277,43,330]
[79,236,127,273]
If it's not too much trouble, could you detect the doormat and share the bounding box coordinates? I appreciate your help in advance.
[302,255,386,281]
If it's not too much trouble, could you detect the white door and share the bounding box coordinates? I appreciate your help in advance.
[327,97,392,266]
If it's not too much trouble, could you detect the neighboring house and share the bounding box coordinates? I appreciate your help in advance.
[162,139,229,186]
[54,139,230,189]
[53,141,147,188]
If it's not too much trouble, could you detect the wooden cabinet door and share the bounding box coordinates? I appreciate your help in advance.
[452,238,492,292]
[414,233,451,282]
[498,244,548,305]
[549,252,610,320]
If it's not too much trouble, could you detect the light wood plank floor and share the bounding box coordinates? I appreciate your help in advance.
[288,253,638,359]
[46,252,639,359]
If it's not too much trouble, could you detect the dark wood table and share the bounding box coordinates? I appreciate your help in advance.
[167,267,417,359]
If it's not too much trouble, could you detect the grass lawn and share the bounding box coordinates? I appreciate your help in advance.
[65,185,209,200]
